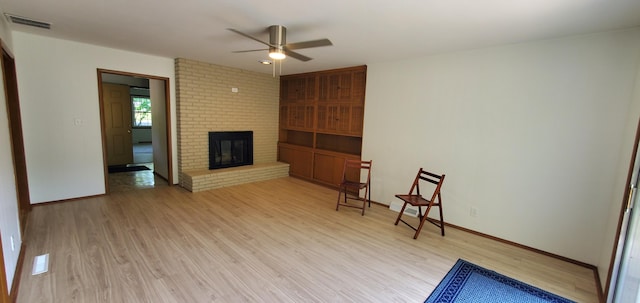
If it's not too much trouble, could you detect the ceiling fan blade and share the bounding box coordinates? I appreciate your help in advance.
[283,48,312,62]
[227,28,272,47]
[232,48,269,53]
[285,39,332,50]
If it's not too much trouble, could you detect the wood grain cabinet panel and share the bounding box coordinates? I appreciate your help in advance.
[279,105,289,128]
[352,69,366,104]
[286,105,314,130]
[349,105,364,135]
[319,71,354,102]
[305,76,316,100]
[313,152,360,186]
[313,153,345,186]
[279,145,313,178]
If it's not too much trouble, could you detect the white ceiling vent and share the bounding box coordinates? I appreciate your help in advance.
[4,13,51,30]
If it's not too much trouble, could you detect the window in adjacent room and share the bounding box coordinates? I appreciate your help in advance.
[132,95,151,127]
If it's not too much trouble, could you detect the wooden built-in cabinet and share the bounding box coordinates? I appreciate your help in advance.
[278,65,366,188]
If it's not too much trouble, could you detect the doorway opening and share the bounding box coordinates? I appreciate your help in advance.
[97,69,172,193]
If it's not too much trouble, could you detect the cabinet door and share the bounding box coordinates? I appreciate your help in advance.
[279,105,289,128]
[326,105,340,131]
[349,105,364,135]
[313,153,345,186]
[280,78,290,102]
[319,72,353,102]
[294,77,305,101]
[288,105,314,130]
[288,105,301,128]
[317,103,351,133]
[337,105,350,132]
[279,146,313,178]
[352,69,366,104]
[305,76,316,100]
[281,76,306,102]
[317,105,327,131]
[338,72,353,100]
[304,105,314,129]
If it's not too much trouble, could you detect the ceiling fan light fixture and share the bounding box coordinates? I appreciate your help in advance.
[269,47,286,60]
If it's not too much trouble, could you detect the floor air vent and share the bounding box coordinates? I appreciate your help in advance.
[4,13,51,29]
[389,200,419,217]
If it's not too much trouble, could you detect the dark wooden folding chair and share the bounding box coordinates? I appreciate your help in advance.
[336,159,372,216]
[394,168,445,239]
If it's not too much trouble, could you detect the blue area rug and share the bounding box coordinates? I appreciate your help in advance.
[425,259,575,303]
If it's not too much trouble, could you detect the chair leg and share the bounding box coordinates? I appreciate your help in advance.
[413,205,433,239]
[438,202,445,236]
[394,202,408,225]
[360,188,367,216]
[336,186,343,211]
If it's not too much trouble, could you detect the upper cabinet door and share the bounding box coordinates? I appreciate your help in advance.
[281,75,317,103]
[352,69,366,104]
[318,67,366,104]
[319,72,352,102]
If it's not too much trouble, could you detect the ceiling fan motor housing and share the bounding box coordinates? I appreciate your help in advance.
[269,25,286,48]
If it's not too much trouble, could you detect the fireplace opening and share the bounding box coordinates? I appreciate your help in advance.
[209,131,253,169]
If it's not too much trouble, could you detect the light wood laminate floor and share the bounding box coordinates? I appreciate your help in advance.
[17,177,599,302]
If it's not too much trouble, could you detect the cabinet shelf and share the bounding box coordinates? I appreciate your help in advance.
[316,133,361,155]
[280,130,313,148]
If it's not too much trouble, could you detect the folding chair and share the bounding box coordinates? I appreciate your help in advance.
[394,168,445,239]
[336,159,372,215]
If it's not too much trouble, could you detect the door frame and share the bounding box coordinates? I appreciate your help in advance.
[1,39,29,302]
[97,69,173,192]
[606,116,640,299]
[0,231,8,303]
[1,41,30,233]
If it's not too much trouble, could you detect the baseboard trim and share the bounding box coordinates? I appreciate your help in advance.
[31,193,105,206]
[9,243,25,303]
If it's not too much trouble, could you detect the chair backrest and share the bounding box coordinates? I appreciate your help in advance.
[407,168,445,202]
[342,159,372,184]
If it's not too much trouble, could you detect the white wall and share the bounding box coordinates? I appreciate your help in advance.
[363,28,640,266]
[0,16,21,290]
[12,31,177,203]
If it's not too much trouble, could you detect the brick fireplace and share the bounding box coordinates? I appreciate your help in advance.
[175,58,289,191]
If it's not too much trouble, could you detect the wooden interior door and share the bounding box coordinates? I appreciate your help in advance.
[102,83,133,166]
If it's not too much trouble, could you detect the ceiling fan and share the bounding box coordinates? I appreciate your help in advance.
[228,25,332,62]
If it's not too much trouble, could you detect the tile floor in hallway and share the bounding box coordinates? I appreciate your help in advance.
[108,143,168,193]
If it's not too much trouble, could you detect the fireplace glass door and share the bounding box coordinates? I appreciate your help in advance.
[209,131,253,169]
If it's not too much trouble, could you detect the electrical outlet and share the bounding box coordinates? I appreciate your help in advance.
[470,207,478,217]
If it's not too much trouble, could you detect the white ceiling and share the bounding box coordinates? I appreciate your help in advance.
[0,0,639,75]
